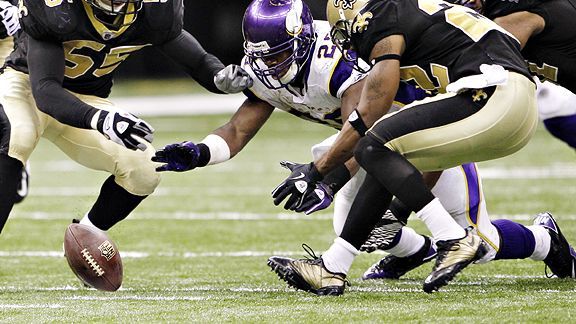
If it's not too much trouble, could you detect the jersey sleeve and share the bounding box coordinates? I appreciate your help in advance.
[329,57,366,98]
[353,0,403,62]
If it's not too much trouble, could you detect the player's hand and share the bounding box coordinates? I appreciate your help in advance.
[0,1,20,36]
[152,141,200,172]
[96,110,154,151]
[214,64,253,93]
[292,182,334,215]
[272,161,323,210]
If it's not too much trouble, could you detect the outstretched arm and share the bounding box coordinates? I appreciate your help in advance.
[153,98,274,172]
[158,30,252,94]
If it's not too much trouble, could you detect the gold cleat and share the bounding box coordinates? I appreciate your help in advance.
[267,245,349,296]
[423,228,487,293]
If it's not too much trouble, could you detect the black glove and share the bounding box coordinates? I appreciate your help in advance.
[96,110,154,151]
[152,141,201,172]
[271,161,323,210]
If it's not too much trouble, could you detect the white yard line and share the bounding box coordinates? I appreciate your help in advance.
[113,93,245,116]
[9,211,576,221]
[0,250,308,258]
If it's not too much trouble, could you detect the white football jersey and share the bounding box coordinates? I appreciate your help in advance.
[242,21,366,129]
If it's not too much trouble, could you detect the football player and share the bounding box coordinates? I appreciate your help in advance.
[270,0,538,293]
[0,0,28,204]
[0,0,251,246]
[360,0,576,283]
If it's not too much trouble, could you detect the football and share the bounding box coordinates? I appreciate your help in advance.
[63,223,123,292]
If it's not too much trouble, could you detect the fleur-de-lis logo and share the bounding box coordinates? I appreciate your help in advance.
[352,12,373,33]
[333,0,357,10]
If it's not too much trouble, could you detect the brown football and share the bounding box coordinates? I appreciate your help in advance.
[64,223,123,291]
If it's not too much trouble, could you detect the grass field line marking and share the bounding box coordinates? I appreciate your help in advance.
[27,164,576,178]
[0,250,308,258]
[11,211,576,221]
[65,296,210,301]
[0,304,63,309]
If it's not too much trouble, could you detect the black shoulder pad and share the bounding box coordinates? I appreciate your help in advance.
[21,0,79,39]
[141,0,183,36]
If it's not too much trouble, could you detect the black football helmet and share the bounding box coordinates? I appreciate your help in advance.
[84,0,143,29]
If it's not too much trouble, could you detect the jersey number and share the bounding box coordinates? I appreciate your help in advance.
[63,41,149,79]
[400,64,449,93]
[417,0,511,42]
[528,61,558,82]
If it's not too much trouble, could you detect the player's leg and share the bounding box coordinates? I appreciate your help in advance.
[14,161,30,204]
[42,94,160,231]
[0,68,42,232]
[536,80,576,149]
[358,72,536,292]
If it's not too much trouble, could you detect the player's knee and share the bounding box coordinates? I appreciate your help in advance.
[5,125,40,163]
[353,136,381,166]
[115,153,160,196]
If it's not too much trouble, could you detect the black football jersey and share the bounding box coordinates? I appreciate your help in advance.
[352,0,531,94]
[484,0,576,93]
[8,0,183,97]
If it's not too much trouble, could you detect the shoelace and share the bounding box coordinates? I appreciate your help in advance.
[300,243,351,286]
[301,243,320,262]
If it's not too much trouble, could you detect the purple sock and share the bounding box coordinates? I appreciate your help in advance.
[543,115,576,149]
[492,219,536,260]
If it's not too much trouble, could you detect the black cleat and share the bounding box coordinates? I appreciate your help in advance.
[267,245,348,296]
[362,235,436,280]
[534,212,576,279]
[423,228,487,293]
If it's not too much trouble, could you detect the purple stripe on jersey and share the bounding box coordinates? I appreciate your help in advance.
[461,163,481,224]
[329,58,354,97]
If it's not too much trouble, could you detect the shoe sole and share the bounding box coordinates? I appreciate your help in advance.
[267,258,344,296]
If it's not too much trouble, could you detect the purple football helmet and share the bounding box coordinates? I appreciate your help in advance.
[243,0,316,89]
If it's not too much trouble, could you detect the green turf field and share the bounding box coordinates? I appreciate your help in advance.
[2,112,576,322]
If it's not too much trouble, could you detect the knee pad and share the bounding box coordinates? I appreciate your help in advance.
[353,136,381,166]
[0,112,40,163]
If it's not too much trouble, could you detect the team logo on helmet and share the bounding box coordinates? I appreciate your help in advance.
[333,0,358,10]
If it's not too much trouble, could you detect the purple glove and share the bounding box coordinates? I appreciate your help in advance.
[152,141,200,172]
[293,182,334,215]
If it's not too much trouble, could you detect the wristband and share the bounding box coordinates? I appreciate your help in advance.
[322,163,352,193]
[199,134,231,166]
[348,109,368,136]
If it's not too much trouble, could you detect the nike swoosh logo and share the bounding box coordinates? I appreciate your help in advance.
[289,173,305,180]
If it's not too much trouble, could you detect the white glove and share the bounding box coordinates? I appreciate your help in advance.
[214,64,253,93]
[93,109,154,151]
[0,1,20,37]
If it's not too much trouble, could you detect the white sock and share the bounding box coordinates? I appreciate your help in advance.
[526,225,551,261]
[322,237,359,275]
[384,227,426,257]
[79,214,102,231]
[416,198,465,241]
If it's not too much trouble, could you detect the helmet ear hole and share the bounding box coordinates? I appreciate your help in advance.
[242,0,316,89]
